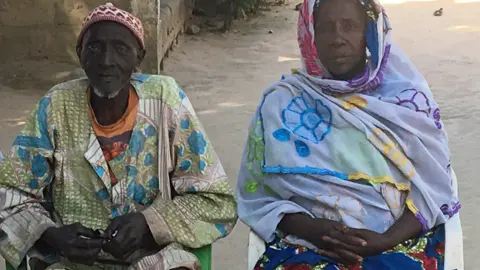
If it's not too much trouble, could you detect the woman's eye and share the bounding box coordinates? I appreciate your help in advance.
[343,21,359,32]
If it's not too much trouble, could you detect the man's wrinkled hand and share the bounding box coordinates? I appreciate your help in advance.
[39,223,104,265]
[103,212,159,260]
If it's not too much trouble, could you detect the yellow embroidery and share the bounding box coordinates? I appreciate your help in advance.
[348,172,410,190]
[341,101,355,110]
[406,198,419,214]
[369,128,415,180]
[342,96,368,110]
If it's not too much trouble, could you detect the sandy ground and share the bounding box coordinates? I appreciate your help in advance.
[1,0,480,269]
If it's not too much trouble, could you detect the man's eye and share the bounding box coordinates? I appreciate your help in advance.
[87,44,100,53]
[116,45,130,53]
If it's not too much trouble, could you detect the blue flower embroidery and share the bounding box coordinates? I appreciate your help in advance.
[127,165,138,179]
[129,130,146,156]
[294,140,310,157]
[112,207,120,217]
[148,176,159,189]
[282,92,332,143]
[145,125,156,137]
[179,88,186,100]
[144,153,154,166]
[133,184,146,204]
[17,148,30,162]
[29,179,40,189]
[187,131,207,155]
[181,119,190,130]
[94,166,105,178]
[198,160,207,172]
[96,187,110,200]
[178,145,184,157]
[180,160,192,172]
[272,128,290,142]
[31,154,48,177]
[127,182,147,204]
[215,224,228,237]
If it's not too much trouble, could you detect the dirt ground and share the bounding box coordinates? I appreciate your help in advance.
[1,0,479,269]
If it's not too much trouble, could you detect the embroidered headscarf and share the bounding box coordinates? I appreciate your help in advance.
[236,0,458,243]
[298,0,391,94]
[77,3,145,49]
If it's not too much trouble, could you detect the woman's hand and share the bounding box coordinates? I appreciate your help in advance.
[279,214,366,265]
[322,228,392,257]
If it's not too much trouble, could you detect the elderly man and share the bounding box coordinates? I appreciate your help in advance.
[0,3,237,270]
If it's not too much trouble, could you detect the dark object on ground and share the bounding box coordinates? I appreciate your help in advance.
[434,8,443,16]
[268,30,274,34]
[295,3,302,11]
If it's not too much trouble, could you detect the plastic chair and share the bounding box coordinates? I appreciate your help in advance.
[5,245,212,270]
[247,169,464,270]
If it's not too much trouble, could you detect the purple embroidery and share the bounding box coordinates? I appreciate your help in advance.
[348,67,370,88]
[415,212,429,233]
[433,108,441,121]
[395,89,431,117]
[354,44,391,93]
[433,108,442,129]
[321,45,391,94]
[441,201,461,218]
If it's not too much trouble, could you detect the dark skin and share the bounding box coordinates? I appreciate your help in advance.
[279,210,423,266]
[314,0,368,81]
[36,22,162,266]
[76,21,146,125]
[278,0,424,266]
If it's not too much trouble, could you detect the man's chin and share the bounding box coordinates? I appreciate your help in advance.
[92,87,122,99]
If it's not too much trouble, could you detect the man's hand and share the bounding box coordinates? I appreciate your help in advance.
[103,212,160,260]
[39,223,104,265]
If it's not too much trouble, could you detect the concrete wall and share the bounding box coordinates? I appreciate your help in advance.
[0,0,193,74]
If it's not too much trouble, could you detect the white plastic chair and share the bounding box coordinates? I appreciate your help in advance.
[247,169,464,270]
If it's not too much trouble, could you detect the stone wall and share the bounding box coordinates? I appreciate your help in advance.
[0,0,194,74]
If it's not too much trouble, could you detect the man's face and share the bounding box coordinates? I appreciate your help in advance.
[314,0,367,80]
[78,21,145,98]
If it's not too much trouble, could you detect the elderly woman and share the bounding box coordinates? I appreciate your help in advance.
[237,0,459,269]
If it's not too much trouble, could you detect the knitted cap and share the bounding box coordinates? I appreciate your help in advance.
[77,3,145,49]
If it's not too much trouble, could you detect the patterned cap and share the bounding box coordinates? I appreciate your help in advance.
[77,3,145,49]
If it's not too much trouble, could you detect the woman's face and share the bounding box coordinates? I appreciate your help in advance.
[314,0,367,80]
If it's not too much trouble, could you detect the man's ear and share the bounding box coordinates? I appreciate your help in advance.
[76,45,83,63]
[137,49,146,65]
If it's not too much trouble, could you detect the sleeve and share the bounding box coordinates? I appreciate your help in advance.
[0,97,56,268]
[236,112,313,243]
[142,93,238,249]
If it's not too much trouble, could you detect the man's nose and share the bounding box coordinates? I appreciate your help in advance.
[99,47,114,67]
